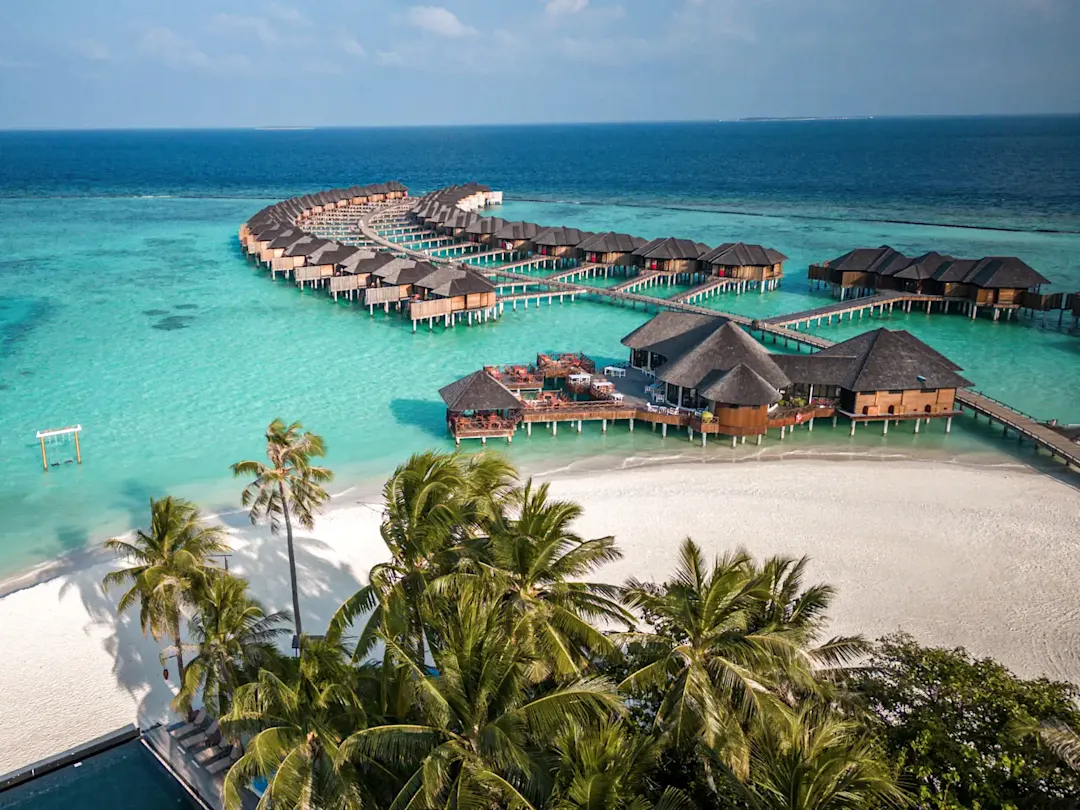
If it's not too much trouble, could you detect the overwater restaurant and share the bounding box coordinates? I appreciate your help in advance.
[623,311,971,432]
[439,370,524,444]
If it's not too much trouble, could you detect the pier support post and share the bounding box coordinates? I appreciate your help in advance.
[946,416,952,434]
[780,426,786,440]
[702,433,707,447]
[832,415,838,428]
[527,422,532,436]
[688,427,694,442]
[849,421,856,437]
[552,421,557,436]
[731,436,737,448]
[629,418,634,432]
[756,434,763,445]
[807,418,814,432]
[601,419,607,433]
[577,420,582,433]
[882,420,888,435]
[914,419,920,434]
[661,423,667,438]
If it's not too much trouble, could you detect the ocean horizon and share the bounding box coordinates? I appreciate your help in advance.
[1,116,1078,578]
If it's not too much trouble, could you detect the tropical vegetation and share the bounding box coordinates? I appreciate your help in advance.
[102,446,1080,810]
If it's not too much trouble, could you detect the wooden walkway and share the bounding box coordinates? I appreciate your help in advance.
[760,290,965,328]
[360,208,1079,471]
[672,277,738,303]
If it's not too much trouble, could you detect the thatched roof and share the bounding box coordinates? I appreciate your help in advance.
[285,237,332,257]
[891,252,953,280]
[532,227,595,248]
[819,246,910,274]
[413,265,494,296]
[633,237,711,261]
[700,242,788,267]
[266,230,303,248]
[621,312,727,354]
[698,364,782,406]
[494,221,542,240]
[439,371,522,413]
[345,251,396,274]
[307,242,359,266]
[577,231,648,254]
[442,210,480,230]
[772,354,859,387]
[656,321,790,390]
[465,217,507,236]
[815,329,971,391]
[963,257,1049,289]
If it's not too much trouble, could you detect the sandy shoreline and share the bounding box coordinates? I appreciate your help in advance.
[2,457,1080,776]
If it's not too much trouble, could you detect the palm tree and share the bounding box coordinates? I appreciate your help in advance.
[464,480,633,680]
[173,574,291,717]
[232,418,333,642]
[751,556,868,683]
[1013,717,1080,771]
[331,451,510,668]
[739,703,908,809]
[221,636,376,810]
[551,719,662,810]
[619,540,809,777]
[338,588,623,810]
[102,496,229,685]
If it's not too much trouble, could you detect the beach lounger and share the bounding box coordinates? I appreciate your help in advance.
[194,742,229,766]
[205,745,242,775]
[180,719,220,751]
[169,709,207,739]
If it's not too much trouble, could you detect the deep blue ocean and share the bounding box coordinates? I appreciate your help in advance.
[0,117,1078,577]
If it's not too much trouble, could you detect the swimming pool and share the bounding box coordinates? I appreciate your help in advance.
[0,741,199,810]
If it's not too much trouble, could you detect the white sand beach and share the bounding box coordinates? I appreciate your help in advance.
[2,458,1079,776]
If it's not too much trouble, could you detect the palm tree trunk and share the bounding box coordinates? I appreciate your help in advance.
[279,481,304,642]
[173,625,186,687]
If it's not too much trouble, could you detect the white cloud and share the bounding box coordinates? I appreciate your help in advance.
[340,35,366,57]
[209,14,278,45]
[546,0,589,14]
[73,39,111,61]
[268,4,313,27]
[138,26,213,70]
[407,6,477,38]
[377,50,405,66]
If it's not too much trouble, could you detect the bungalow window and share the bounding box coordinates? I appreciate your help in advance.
[888,389,905,394]
[923,388,938,394]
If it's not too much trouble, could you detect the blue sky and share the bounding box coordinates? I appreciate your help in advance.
[1,0,1077,128]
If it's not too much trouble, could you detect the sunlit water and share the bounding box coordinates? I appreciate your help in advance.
[0,120,1078,577]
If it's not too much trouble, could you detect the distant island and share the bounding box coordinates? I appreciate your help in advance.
[736,116,875,122]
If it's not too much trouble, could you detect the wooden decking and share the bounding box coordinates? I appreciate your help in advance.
[361,207,1079,471]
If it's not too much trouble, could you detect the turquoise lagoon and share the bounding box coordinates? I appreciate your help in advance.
[1,192,1078,578]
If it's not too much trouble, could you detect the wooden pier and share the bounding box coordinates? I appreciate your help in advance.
[361,206,1079,472]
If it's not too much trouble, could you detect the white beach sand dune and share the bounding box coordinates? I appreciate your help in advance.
[1,459,1079,776]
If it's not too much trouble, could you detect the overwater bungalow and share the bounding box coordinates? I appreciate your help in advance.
[576,231,648,266]
[463,217,507,245]
[810,246,1055,317]
[494,221,542,253]
[439,370,523,444]
[699,242,788,291]
[632,237,712,275]
[438,210,480,238]
[276,236,331,274]
[532,227,595,259]
[408,265,497,327]
[296,242,358,285]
